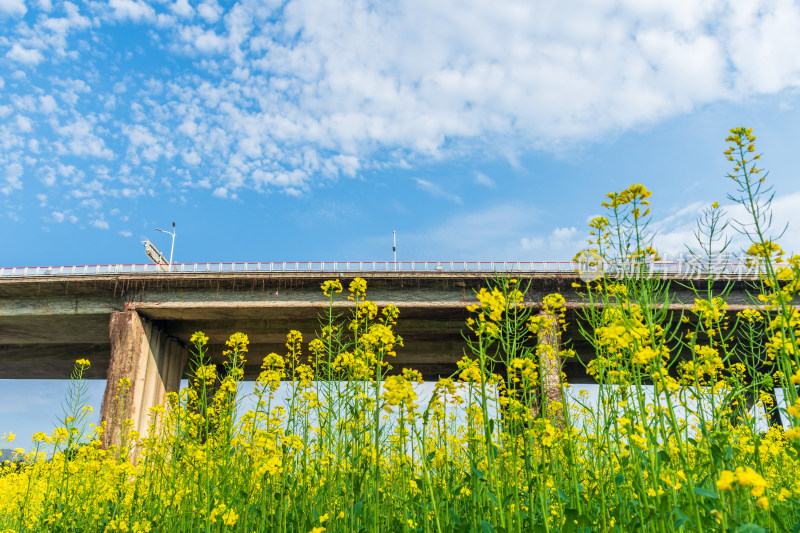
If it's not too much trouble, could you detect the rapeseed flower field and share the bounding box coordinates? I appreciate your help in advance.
[2,128,799,532]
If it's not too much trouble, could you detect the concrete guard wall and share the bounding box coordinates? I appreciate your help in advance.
[101,310,187,447]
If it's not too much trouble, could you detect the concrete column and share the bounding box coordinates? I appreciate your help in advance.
[101,310,187,448]
[536,310,564,424]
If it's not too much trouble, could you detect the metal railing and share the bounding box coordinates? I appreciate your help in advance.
[0,261,760,278]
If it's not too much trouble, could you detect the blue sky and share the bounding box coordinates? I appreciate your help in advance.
[3,0,800,447]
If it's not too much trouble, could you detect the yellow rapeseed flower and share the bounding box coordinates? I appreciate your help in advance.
[221,509,238,527]
[190,331,209,345]
[321,279,343,297]
[632,346,659,365]
[716,470,735,491]
[348,277,367,299]
[734,466,767,497]
[224,332,249,354]
[787,399,800,418]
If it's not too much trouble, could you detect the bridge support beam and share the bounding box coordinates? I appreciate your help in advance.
[536,310,565,424]
[100,310,187,448]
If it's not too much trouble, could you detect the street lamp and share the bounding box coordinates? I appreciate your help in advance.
[155,222,176,271]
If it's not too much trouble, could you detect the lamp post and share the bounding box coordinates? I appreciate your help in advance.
[155,222,176,271]
[393,231,397,271]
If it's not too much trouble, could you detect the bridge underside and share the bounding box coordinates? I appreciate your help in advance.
[0,305,597,382]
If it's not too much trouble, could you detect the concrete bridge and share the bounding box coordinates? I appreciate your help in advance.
[0,261,762,442]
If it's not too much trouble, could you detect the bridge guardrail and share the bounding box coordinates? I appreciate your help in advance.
[0,261,761,279]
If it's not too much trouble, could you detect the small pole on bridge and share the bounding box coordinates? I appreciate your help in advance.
[393,230,397,270]
[156,222,176,272]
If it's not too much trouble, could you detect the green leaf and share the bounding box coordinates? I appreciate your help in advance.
[672,507,690,530]
[352,501,363,517]
[481,519,495,533]
[734,524,767,533]
[693,487,719,500]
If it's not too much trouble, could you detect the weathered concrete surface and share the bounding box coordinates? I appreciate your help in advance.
[536,311,564,423]
[100,311,187,447]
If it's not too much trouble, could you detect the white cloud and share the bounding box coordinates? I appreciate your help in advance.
[170,0,193,18]
[3,0,800,212]
[474,171,495,188]
[79,197,102,209]
[39,95,58,113]
[197,0,222,23]
[119,230,132,237]
[0,0,26,16]
[552,226,577,241]
[212,186,228,198]
[34,3,92,59]
[15,114,32,132]
[1,176,22,196]
[0,162,23,195]
[56,117,114,159]
[520,226,584,257]
[414,178,462,204]
[109,0,155,22]
[6,44,44,65]
[520,237,544,250]
[182,151,201,165]
[178,25,228,53]
[90,219,109,230]
[144,0,800,197]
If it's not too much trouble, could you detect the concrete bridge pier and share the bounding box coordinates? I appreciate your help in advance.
[536,310,564,423]
[100,310,187,448]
